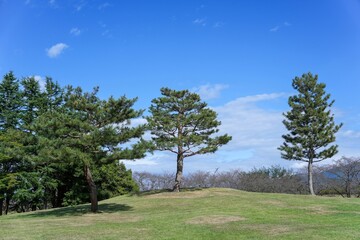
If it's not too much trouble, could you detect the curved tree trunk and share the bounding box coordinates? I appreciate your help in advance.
[84,165,98,212]
[308,161,316,196]
[173,153,184,192]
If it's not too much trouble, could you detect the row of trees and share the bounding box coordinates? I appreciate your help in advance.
[0,72,147,214]
[134,157,360,197]
[0,71,346,214]
[0,72,231,213]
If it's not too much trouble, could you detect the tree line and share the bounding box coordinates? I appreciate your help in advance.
[134,157,360,197]
[0,72,146,214]
[0,71,347,215]
[0,72,230,214]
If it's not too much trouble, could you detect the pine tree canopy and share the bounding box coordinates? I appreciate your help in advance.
[146,87,231,158]
[279,73,343,163]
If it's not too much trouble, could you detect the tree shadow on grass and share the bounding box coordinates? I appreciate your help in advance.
[23,203,133,218]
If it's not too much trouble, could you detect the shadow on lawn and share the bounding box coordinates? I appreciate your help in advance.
[23,203,133,218]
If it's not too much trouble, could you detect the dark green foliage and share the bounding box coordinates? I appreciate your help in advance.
[0,72,22,130]
[34,86,146,212]
[97,162,139,200]
[279,73,342,195]
[0,71,143,214]
[146,87,231,191]
[0,129,28,215]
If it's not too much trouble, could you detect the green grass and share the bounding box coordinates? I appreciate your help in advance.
[1,188,359,239]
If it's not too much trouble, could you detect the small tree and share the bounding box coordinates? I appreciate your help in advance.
[146,87,231,192]
[324,157,360,197]
[279,73,342,195]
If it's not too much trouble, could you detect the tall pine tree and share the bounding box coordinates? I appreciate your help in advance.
[146,88,231,192]
[0,72,24,215]
[279,73,342,195]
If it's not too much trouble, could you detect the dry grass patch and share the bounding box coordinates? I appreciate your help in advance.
[18,213,144,228]
[186,215,246,225]
[144,190,210,199]
[260,200,287,207]
[242,224,299,236]
[296,205,339,215]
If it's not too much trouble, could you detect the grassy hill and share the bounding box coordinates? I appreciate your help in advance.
[0,188,359,240]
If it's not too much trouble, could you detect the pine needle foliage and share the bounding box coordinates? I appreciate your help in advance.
[146,87,231,191]
[279,73,342,195]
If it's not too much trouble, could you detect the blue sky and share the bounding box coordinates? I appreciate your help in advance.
[1,0,360,173]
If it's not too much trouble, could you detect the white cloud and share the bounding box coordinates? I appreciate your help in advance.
[46,43,68,58]
[340,130,360,138]
[102,29,111,37]
[123,93,289,173]
[99,22,112,38]
[213,22,224,28]
[192,84,229,100]
[270,26,280,32]
[75,0,87,11]
[123,92,356,174]
[270,22,291,32]
[122,158,158,166]
[227,93,286,105]
[70,27,81,36]
[193,18,206,26]
[131,118,147,127]
[33,75,46,91]
[49,0,57,7]
[98,2,110,10]
[25,0,31,5]
[214,94,286,151]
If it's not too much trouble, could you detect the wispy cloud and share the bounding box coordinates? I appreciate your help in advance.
[229,93,286,104]
[123,92,355,174]
[270,22,292,32]
[122,158,158,166]
[193,18,207,26]
[33,75,46,91]
[213,21,224,28]
[75,0,87,11]
[70,27,81,36]
[46,43,68,58]
[98,2,110,10]
[25,0,31,5]
[99,22,112,38]
[270,26,280,32]
[339,130,360,138]
[192,84,229,100]
[124,93,288,173]
[48,0,57,8]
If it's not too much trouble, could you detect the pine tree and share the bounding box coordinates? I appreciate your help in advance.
[279,73,342,195]
[0,71,22,130]
[34,86,146,212]
[146,87,232,192]
[0,72,24,215]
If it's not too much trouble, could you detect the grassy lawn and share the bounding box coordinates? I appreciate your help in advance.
[0,188,359,239]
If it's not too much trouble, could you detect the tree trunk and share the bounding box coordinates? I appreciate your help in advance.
[308,161,316,196]
[0,199,3,216]
[346,180,351,198]
[173,154,184,192]
[84,165,98,212]
[5,196,10,214]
